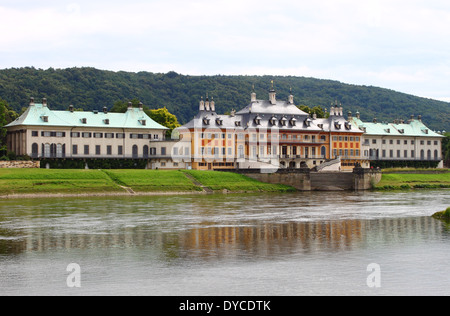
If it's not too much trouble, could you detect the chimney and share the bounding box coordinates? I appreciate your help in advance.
[348,111,352,120]
[42,98,48,107]
[339,106,343,116]
[103,106,108,114]
[418,115,422,121]
[139,102,144,111]
[373,118,377,123]
[199,97,205,111]
[69,105,74,113]
[269,81,276,105]
[330,106,335,116]
[205,94,210,111]
[288,94,294,104]
[210,97,215,112]
[30,97,35,106]
[356,111,360,119]
[230,109,236,117]
[288,87,294,104]
[251,91,257,103]
[128,102,133,110]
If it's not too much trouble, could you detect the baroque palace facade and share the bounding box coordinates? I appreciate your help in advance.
[4,83,444,170]
[173,85,367,171]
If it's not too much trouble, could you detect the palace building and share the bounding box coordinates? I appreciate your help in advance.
[5,98,168,162]
[4,86,443,171]
[349,112,444,168]
[175,84,367,171]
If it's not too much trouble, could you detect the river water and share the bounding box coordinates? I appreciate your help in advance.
[0,190,449,296]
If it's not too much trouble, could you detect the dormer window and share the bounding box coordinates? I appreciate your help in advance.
[41,116,48,123]
[203,118,210,125]
[422,129,429,134]
[290,117,297,126]
[235,121,241,127]
[254,116,262,125]
[384,128,390,133]
[398,129,405,134]
[270,116,277,126]
[216,118,223,126]
[104,119,110,125]
[345,122,352,130]
[81,118,87,124]
[139,119,146,126]
[305,118,312,127]
[280,117,287,126]
[334,121,341,129]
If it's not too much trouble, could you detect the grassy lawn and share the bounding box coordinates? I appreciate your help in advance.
[382,168,450,173]
[103,170,201,192]
[184,170,295,192]
[375,173,450,190]
[0,169,295,196]
[0,169,123,195]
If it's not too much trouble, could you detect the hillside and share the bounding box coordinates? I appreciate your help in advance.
[0,67,449,131]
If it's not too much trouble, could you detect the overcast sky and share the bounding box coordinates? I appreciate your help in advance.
[1,0,450,102]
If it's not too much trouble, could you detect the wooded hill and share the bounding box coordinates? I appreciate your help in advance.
[0,67,448,132]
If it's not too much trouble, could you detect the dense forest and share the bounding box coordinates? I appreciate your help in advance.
[0,67,449,132]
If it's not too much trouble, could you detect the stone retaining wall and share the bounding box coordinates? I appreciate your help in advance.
[217,168,382,191]
[0,160,41,168]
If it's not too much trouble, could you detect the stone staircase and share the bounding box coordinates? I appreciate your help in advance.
[315,157,341,172]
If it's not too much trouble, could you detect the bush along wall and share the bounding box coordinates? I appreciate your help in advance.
[39,158,149,169]
[370,160,440,169]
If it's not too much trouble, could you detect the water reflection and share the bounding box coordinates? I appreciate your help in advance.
[1,215,445,262]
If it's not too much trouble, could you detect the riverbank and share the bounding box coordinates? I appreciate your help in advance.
[432,207,450,221]
[373,170,450,190]
[0,169,295,199]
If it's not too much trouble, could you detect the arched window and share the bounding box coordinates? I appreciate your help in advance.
[32,143,39,158]
[289,161,296,168]
[56,144,63,158]
[427,150,432,160]
[132,145,138,158]
[238,145,244,159]
[420,150,425,160]
[50,144,57,158]
[321,146,326,158]
[143,145,149,158]
[44,143,51,158]
[434,150,439,160]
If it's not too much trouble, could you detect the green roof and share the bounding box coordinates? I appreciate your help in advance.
[349,117,443,138]
[5,103,168,130]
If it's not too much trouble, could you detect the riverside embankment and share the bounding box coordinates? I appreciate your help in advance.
[0,169,295,199]
[373,169,450,190]
[0,168,448,199]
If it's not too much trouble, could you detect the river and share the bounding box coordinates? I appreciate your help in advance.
[0,190,449,296]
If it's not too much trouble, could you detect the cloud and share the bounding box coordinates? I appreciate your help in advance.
[0,0,450,100]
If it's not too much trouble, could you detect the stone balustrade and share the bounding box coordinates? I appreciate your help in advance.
[0,160,41,168]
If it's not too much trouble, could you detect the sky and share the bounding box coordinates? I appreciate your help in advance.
[1,0,450,102]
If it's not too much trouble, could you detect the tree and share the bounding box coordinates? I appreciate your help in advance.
[0,100,7,155]
[0,98,18,157]
[297,105,328,118]
[145,107,181,138]
[110,98,142,113]
[443,132,450,167]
